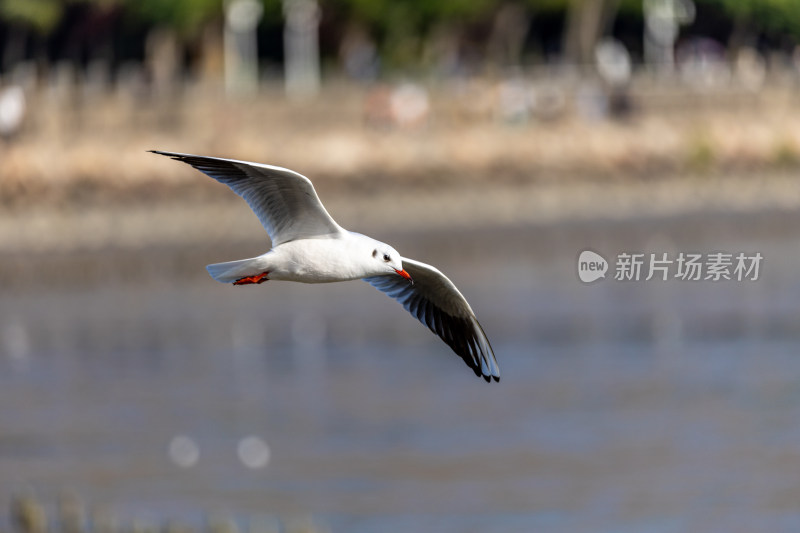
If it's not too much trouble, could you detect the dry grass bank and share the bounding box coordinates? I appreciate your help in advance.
[2,80,800,254]
[2,81,800,204]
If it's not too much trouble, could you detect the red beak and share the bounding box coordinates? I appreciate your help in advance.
[394,268,413,284]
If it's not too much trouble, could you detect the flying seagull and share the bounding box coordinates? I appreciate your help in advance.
[150,151,499,382]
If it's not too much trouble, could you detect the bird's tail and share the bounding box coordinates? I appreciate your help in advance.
[206,257,265,284]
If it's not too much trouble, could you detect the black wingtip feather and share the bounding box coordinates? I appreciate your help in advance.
[150,150,198,165]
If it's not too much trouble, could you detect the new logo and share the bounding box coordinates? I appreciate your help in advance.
[578,250,608,283]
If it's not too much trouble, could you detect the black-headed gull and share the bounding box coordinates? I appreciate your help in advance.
[151,151,499,382]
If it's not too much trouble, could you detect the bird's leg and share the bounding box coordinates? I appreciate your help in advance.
[233,272,270,285]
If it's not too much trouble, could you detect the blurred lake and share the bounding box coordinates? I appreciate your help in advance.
[3,211,800,533]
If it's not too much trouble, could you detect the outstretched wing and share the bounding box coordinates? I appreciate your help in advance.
[364,257,500,382]
[151,151,343,245]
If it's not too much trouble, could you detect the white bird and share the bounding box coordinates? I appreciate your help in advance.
[151,151,500,382]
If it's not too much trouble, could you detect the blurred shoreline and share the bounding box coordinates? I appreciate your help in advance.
[3,80,800,254]
[2,169,800,255]
[3,186,799,293]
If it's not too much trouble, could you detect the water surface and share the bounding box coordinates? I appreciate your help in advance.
[2,217,800,532]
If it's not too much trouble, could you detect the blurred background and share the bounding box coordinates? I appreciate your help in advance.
[4,0,800,532]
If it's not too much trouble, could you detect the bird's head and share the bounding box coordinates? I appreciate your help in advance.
[370,243,413,284]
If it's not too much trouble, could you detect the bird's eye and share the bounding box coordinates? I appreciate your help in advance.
[383,254,391,262]
[372,249,378,258]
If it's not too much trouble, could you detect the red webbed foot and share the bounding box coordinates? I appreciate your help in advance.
[233,272,269,285]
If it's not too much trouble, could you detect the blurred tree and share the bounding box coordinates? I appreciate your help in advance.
[123,0,281,83]
[699,0,800,44]
[0,0,64,69]
[123,0,281,37]
[486,2,531,68]
[562,0,621,66]
[336,0,498,70]
[0,0,63,35]
[335,0,631,71]
[126,0,223,37]
[4,0,800,80]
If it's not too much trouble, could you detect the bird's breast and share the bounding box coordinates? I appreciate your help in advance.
[267,239,365,283]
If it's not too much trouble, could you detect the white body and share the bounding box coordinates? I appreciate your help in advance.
[208,233,388,283]
[151,150,500,382]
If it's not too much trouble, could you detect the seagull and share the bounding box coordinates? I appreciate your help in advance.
[150,151,500,382]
